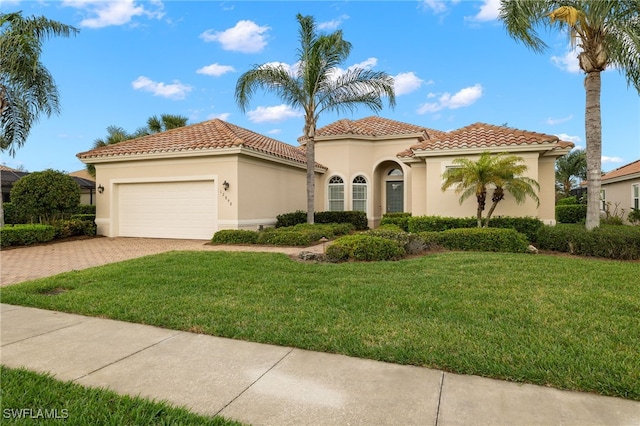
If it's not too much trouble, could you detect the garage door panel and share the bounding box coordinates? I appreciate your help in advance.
[118,181,217,239]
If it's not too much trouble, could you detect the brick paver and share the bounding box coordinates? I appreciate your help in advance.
[0,237,323,286]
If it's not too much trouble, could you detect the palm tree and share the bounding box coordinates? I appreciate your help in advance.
[235,14,396,224]
[0,12,78,155]
[86,115,189,177]
[441,152,540,228]
[555,149,587,197]
[0,11,78,227]
[498,1,640,230]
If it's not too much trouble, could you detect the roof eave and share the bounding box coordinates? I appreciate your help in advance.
[602,172,640,184]
[409,143,561,158]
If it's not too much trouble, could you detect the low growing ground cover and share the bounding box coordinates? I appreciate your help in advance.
[0,366,241,425]
[2,251,638,400]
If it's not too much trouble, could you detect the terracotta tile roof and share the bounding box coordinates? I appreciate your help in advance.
[602,159,640,181]
[0,165,19,171]
[77,119,322,168]
[312,116,446,141]
[405,122,571,156]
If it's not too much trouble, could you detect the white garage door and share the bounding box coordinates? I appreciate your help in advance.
[118,181,217,239]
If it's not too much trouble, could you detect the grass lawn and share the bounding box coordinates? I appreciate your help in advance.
[2,251,638,400]
[0,366,242,425]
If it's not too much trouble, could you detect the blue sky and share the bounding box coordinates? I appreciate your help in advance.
[2,0,639,174]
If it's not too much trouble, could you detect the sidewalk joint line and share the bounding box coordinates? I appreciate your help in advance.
[214,346,295,417]
[71,332,181,382]
[435,371,445,426]
[0,320,88,347]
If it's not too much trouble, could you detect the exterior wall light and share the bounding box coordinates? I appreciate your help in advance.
[222,181,230,191]
[97,184,104,194]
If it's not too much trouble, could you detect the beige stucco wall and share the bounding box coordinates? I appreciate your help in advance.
[602,177,640,221]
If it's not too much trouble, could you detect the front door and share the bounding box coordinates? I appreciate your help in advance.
[386,181,403,213]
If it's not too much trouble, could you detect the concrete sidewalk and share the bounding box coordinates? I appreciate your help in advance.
[1,304,638,425]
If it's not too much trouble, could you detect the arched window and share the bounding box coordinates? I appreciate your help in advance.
[328,176,344,211]
[388,168,403,177]
[352,175,367,212]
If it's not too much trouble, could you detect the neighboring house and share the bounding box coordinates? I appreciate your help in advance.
[77,117,573,240]
[0,165,96,205]
[68,169,97,205]
[601,159,640,218]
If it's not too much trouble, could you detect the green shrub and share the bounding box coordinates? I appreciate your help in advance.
[488,216,544,243]
[2,202,28,224]
[629,208,640,225]
[366,228,427,255]
[276,211,306,228]
[419,228,529,253]
[75,204,96,215]
[556,204,587,224]
[408,216,475,232]
[70,214,96,222]
[276,210,368,230]
[556,196,578,206]
[537,225,640,260]
[290,223,354,239]
[52,219,97,239]
[380,212,412,231]
[257,230,313,246]
[326,234,405,262]
[1,224,55,247]
[211,230,259,244]
[10,169,80,223]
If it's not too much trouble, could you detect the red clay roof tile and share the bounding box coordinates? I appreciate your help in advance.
[313,116,446,141]
[602,159,640,181]
[77,119,321,168]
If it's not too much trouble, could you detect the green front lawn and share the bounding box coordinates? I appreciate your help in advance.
[0,366,242,425]
[2,251,638,400]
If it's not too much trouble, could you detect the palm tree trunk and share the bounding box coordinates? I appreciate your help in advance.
[305,119,316,225]
[476,191,486,228]
[585,71,602,230]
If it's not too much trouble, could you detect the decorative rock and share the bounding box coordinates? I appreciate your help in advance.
[298,251,324,261]
[527,244,539,254]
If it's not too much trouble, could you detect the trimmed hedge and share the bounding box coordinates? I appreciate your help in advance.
[257,230,313,246]
[1,224,55,248]
[536,225,640,260]
[556,204,587,224]
[556,196,579,206]
[406,215,543,242]
[380,212,412,231]
[70,214,96,222]
[211,230,259,244]
[326,234,405,262]
[418,228,529,253]
[2,202,27,224]
[52,219,96,239]
[276,210,368,230]
[366,227,428,255]
[75,204,96,215]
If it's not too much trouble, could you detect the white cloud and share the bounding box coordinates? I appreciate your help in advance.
[547,115,574,125]
[208,112,231,121]
[63,0,164,28]
[318,14,349,31]
[393,72,429,96]
[196,63,235,77]
[551,48,581,73]
[554,133,581,144]
[417,84,483,114]
[260,61,299,76]
[330,57,378,79]
[420,0,459,13]
[247,105,303,123]
[267,129,282,135]
[468,0,501,22]
[602,156,624,164]
[131,76,192,100]
[200,20,269,54]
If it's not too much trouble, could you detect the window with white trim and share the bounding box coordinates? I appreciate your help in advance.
[352,175,367,212]
[328,176,344,211]
[601,189,606,211]
[633,184,639,210]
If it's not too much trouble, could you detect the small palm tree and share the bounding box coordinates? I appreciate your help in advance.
[441,152,540,228]
[555,149,587,197]
[499,1,640,230]
[236,14,395,224]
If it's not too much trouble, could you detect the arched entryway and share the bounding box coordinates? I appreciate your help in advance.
[373,160,406,226]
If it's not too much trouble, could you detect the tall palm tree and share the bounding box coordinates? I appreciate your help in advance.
[555,148,587,197]
[235,14,396,224]
[147,114,188,134]
[499,1,640,230]
[441,152,540,228]
[0,11,78,227]
[0,12,78,155]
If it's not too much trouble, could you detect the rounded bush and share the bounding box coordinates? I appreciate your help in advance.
[326,234,405,262]
[419,228,529,253]
[556,204,587,224]
[0,224,55,247]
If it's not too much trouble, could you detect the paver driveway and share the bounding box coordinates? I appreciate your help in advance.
[0,237,321,286]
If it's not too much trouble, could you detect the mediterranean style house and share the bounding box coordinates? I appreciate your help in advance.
[77,116,573,240]
[601,159,640,219]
